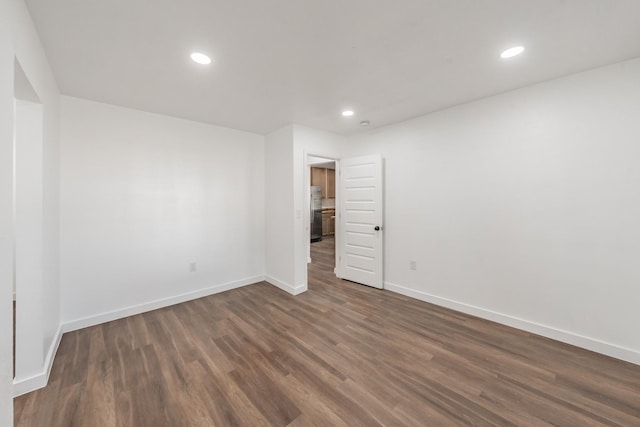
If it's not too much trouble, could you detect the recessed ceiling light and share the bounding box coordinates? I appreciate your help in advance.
[500,46,525,59]
[360,120,370,127]
[190,52,211,65]
[342,110,354,117]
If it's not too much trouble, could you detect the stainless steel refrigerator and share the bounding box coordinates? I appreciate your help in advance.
[310,186,323,242]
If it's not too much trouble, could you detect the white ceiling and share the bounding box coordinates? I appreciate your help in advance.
[25,0,640,135]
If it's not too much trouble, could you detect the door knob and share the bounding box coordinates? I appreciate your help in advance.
[374,226,380,231]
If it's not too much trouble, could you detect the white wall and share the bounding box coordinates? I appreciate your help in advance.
[264,125,297,293]
[60,97,265,328]
[0,0,61,416]
[347,58,640,364]
[14,100,45,385]
[9,7,60,376]
[0,4,14,422]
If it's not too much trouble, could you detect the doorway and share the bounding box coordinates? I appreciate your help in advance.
[303,153,385,290]
[306,155,338,282]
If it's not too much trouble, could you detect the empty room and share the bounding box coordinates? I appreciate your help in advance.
[2,0,640,425]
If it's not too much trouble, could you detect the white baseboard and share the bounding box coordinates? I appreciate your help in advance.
[14,275,264,396]
[62,275,265,333]
[265,275,307,296]
[384,281,640,366]
[13,325,63,397]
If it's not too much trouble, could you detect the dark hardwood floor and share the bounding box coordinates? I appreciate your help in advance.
[14,237,640,426]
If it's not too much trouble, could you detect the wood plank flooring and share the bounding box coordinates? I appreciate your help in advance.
[14,237,640,426]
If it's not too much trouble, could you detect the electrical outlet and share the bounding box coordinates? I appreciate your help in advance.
[409,260,417,270]
[189,262,197,272]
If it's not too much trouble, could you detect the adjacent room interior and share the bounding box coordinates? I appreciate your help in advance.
[308,155,336,273]
[2,0,640,425]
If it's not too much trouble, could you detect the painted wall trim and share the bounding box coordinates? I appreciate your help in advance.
[265,275,307,295]
[384,281,640,366]
[13,325,63,397]
[62,275,265,333]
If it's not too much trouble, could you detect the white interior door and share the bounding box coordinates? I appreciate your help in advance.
[339,154,383,288]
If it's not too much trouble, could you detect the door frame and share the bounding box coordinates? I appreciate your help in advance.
[303,151,341,280]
